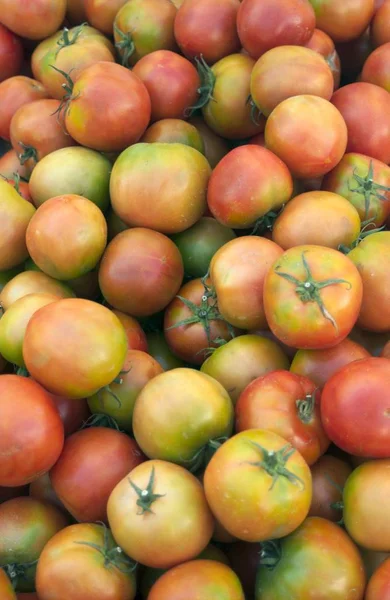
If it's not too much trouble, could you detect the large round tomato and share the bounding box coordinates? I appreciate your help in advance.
[309,454,352,522]
[0,24,23,82]
[107,460,214,568]
[308,0,374,42]
[361,42,390,92]
[304,28,341,89]
[0,271,74,311]
[0,179,35,271]
[207,146,293,229]
[141,118,204,153]
[0,76,49,142]
[265,95,348,179]
[98,228,184,317]
[0,569,15,600]
[84,0,128,35]
[188,116,230,168]
[321,357,390,457]
[255,517,366,599]
[365,557,390,599]
[0,0,66,40]
[264,245,363,349]
[0,375,64,487]
[36,523,137,600]
[23,299,128,399]
[371,0,390,47]
[236,370,329,465]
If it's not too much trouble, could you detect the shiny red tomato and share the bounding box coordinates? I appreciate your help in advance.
[84,0,128,35]
[361,42,390,92]
[0,0,67,40]
[309,454,352,522]
[307,0,374,42]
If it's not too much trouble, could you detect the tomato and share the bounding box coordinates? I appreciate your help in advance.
[366,558,390,599]
[0,375,64,487]
[251,46,334,118]
[308,0,374,42]
[237,0,315,59]
[84,0,128,35]
[331,83,390,165]
[141,118,204,153]
[0,149,30,179]
[174,0,240,64]
[132,50,200,122]
[361,42,390,93]
[0,24,23,82]
[382,341,390,358]
[87,349,163,433]
[210,236,284,330]
[0,76,49,142]
[348,232,390,332]
[322,357,390,457]
[264,245,363,349]
[0,271,74,311]
[0,293,58,368]
[0,0,66,40]
[148,560,244,600]
[290,337,371,388]
[207,146,293,229]
[0,569,16,600]
[265,95,348,179]
[3,177,32,204]
[36,523,137,600]
[50,427,145,523]
[371,0,390,47]
[202,54,265,140]
[29,146,112,212]
[204,429,311,541]
[98,228,184,317]
[304,28,341,89]
[255,517,366,599]
[23,299,128,400]
[272,191,361,250]
[29,472,66,513]
[308,454,352,522]
[0,179,35,271]
[26,195,107,281]
[0,497,68,592]
[322,153,390,227]
[171,217,236,278]
[133,368,233,467]
[146,331,185,371]
[188,116,230,168]
[49,394,90,437]
[111,311,148,353]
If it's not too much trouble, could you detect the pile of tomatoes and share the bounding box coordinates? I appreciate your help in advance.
[0,0,390,598]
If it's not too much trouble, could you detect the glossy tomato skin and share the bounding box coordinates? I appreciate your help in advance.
[308,454,352,522]
[0,76,48,142]
[0,0,67,40]
[308,0,374,42]
[237,0,315,59]
[366,557,390,599]
[207,146,293,229]
[264,245,363,349]
[0,569,16,600]
[361,42,390,92]
[141,118,204,154]
[132,50,200,122]
[0,376,64,487]
[331,83,390,164]
[0,271,74,312]
[235,370,329,465]
[255,517,366,600]
[371,0,390,47]
[304,28,341,89]
[0,24,23,82]
[84,0,128,35]
[98,228,184,317]
[265,95,348,179]
[322,357,390,457]
[0,179,35,271]
[36,523,137,600]
[290,337,370,388]
[107,460,214,569]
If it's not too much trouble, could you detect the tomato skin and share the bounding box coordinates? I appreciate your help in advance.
[84,0,128,35]
[237,0,315,60]
[174,0,241,64]
[304,28,341,89]
[366,558,390,599]
[111,311,148,353]
[0,271,74,311]
[265,95,348,179]
[148,560,244,600]
[0,179,36,271]
[207,146,293,229]
[0,569,16,600]
[132,50,200,122]
[348,232,390,332]
[188,116,230,168]
[309,0,374,42]
[0,149,30,180]
[107,460,214,569]
[36,523,137,600]
[382,341,390,359]
[236,370,329,465]
[0,0,67,40]
[272,191,361,250]
[3,178,32,204]
[146,331,185,371]
[0,77,49,142]
[0,375,64,487]
[361,42,390,92]
[308,454,352,522]
[210,236,284,330]
[371,0,390,47]
[331,83,390,165]
[29,471,66,513]
[49,394,90,437]
[99,228,184,318]
[264,245,363,350]
[255,517,366,600]
[141,119,204,154]
[290,337,370,388]
[0,24,23,82]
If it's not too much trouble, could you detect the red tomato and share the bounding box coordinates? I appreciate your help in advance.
[141,118,204,154]
[366,557,390,599]
[304,28,341,89]
[0,0,67,40]
[371,0,390,47]
[309,0,375,42]
[84,0,128,35]
[0,375,64,487]
[361,42,390,92]
[237,0,315,59]
[321,357,390,457]
[0,24,23,82]
[0,179,35,271]
[174,0,241,64]
[0,76,49,142]
[331,82,390,164]
[111,311,148,352]
[309,454,352,522]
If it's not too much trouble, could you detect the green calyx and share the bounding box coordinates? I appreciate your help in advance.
[81,413,122,431]
[4,559,38,589]
[186,436,228,474]
[17,142,38,166]
[275,251,351,330]
[75,522,135,573]
[187,56,216,115]
[296,391,317,424]
[246,94,262,126]
[348,160,390,219]
[251,209,280,235]
[248,442,305,490]
[339,217,386,254]
[259,539,282,571]
[128,466,165,515]
[55,23,87,56]
[94,365,131,410]
[114,24,135,67]
[50,66,79,124]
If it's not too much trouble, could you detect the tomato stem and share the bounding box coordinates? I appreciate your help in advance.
[187,56,216,115]
[246,94,263,126]
[114,24,135,67]
[247,442,305,490]
[4,559,38,590]
[186,436,228,474]
[349,160,390,219]
[296,391,317,424]
[74,522,136,573]
[81,414,122,431]
[17,142,38,166]
[250,209,280,235]
[128,466,165,514]
[55,23,87,56]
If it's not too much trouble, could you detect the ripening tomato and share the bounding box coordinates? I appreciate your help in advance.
[307,0,375,42]
[371,0,390,47]
[107,460,214,568]
[304,28,341,89]
[0,0,67,40]
[237,0,315,59]
[0,149,30,179]
[255,517,366,599]
[174,0,241,64]
[0,569,16,600]
[0,179,35,271]
[331,83,390,164]
[0,24,23,82]
[207,146,293,229]
[84,0,128,35]
[141,119,204,154]
[132,50,201,122]
[290,337,371,388]
[265,95,348,179]
[0,271,74,311]
[36,523,137,600]
[0,76,49,142]
[361,42,390,92]
[188,117,230,168]
[111,311,148,352]
[264,245,363,349]
[308,455,352,522]
[0,376,64,487]
[366,558,390,599]
[98,228,184,317]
